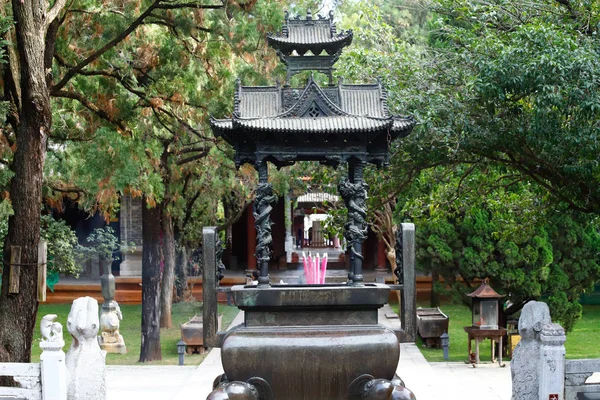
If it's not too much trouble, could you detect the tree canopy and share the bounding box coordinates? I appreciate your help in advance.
[332,0,600,328]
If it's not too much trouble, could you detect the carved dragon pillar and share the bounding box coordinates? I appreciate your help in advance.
[254,161,276,287]
[338,160,368,286]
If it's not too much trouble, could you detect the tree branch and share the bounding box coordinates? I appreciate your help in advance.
[177,151,209,165]
[182,190,201,230]
[49,132,97,142]
[48,183,85,193]
[156,2,225,10]
[45,0,69,29]
[179,146,209,155]
[52,1,161,93]
[54,89,130,134]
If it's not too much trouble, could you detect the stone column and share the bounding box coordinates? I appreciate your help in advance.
[119,195,143,276]
[397,223,417,342]
[254,161,276,287]
[338,160,368,286]
[203,227,219,348]
[539,323,566,400]
[284,193,293,263]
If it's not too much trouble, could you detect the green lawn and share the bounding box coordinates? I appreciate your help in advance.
[564,305,600,359]
[397,303,600,363]
[32,302,239,365]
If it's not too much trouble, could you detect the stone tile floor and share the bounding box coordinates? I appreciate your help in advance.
[106,309,512,400]
[399,345,511,400]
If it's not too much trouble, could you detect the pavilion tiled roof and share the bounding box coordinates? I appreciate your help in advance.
[266,10,353,55]
[234,81,391,118]
[209,10,416,168]
[212,78,415,136]
[466,279,504,299]
[211,116,413,135]
[235,116,392,133]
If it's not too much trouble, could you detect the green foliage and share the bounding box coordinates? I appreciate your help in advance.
[331,0,600,330]
[40,215,82,277]
[77,226,134,262]
[397,165,600,331]
[0,210,81,279]
[42,0,301,252]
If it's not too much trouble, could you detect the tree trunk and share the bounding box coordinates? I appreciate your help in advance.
[159,212,176,328]
[140,198,162,362]
[431,270,440,307]
[175,245,188,303]
[0,0,54,363]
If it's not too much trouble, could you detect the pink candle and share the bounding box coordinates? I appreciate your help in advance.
[302,252,309,284]
[320,253,328,284]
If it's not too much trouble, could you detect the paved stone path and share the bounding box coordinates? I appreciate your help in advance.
[106,308,512,399]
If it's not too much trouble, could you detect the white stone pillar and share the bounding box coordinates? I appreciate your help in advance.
[538,323,566,400]
[40,341,67,400]
[284,193,293,263]
[40,315,67,400]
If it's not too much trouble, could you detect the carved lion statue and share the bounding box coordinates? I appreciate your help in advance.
[65,297,106,400]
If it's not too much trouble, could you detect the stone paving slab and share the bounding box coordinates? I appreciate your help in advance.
[397,345,512,400]
[106,365,197,400]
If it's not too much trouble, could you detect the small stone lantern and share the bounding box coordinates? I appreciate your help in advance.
[440,332,449,360]
[467,278,504,330]
[177,340,187,365]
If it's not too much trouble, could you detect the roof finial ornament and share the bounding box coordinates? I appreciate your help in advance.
[307,9,312,21]
[284,10,289,21]
[329,10,334,20]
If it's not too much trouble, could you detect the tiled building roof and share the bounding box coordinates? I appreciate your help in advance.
[266,10,353,55]
[213,79,415,136]
[209,10,416,168]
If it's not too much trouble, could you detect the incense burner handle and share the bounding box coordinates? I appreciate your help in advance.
[348,374,416,400]
[207,375,274,400]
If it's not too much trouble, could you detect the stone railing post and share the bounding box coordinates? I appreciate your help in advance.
[512,301,565,400]
[539,323,566,400]
[203,227,219,348]
[400,223,417,342]
[39,314,67,400]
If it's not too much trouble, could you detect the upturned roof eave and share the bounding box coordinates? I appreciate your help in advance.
[466,279,504,299]
[266,31,353,48]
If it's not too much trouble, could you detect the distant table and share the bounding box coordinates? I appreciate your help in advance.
[463,327,507,367]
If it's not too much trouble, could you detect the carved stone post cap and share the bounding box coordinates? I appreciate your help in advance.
[40,340,65,351]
